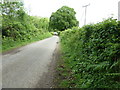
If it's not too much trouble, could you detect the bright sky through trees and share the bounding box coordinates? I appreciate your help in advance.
[24,0,119,27]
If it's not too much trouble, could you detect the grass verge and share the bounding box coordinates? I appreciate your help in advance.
[2,32,52,53]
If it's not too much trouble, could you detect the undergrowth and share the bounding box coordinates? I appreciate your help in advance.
[2,32,52,52]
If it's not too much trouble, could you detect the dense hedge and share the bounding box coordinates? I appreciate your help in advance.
[60,18,120,88]
[2,16,51,52]
[1,2,51,52]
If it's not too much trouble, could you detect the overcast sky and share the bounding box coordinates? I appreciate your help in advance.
[24,0,120,27]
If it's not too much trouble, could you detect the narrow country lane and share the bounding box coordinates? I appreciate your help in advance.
[2,36,59,88]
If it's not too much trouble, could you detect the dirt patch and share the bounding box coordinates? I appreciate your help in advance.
[35,41,61,88]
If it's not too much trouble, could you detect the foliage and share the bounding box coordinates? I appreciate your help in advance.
[1,1,25,20]
[60,18,120,88]
[1,2,52,52]
[49,6,79,31]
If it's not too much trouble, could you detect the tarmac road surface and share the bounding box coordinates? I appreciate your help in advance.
[2,36,59,88]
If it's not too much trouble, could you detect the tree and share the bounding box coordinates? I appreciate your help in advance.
[1,1,24,19]
[1,1,26,37]
[49,6,79,31]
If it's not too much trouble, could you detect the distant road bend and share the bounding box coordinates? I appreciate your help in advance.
[2,36,59,88]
